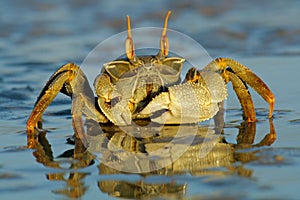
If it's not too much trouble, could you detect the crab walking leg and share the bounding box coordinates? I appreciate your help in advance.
[205,57,275,119]
[27,63,77,133]
[26,63,105,134]
[71,94,108,146]
[213,101,225,134]
[227,71,256,122]
[71,93,109,146]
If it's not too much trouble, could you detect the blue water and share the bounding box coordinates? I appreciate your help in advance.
[1,0,300,199]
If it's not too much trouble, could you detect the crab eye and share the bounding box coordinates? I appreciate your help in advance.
[124,15,143,67]
[125,15,135,60]
[125,40,134,59]
[158,11,171,59]
[160,35,169,57]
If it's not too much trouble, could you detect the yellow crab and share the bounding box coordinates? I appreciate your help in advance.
[26,11,274,140]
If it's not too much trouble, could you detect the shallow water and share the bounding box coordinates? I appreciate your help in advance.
[1,0,300,199]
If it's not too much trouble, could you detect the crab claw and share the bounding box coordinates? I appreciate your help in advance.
[111,101,132,126]
[140,80,225,124]
[98,98,132,126]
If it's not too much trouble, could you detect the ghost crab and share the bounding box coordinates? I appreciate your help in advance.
[26,11,274,140]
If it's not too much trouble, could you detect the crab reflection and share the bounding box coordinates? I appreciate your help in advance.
[30,119,275,199]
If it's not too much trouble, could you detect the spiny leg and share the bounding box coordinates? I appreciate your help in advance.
[204,57,275,121]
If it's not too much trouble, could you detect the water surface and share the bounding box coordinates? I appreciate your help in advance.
[1,0,300,199]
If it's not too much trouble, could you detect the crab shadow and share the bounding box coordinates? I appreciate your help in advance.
[29,119,276,199]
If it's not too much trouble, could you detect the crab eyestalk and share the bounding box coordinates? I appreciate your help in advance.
[157,11,171,60]
[125,15,141,65]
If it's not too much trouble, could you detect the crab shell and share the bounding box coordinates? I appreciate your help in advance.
[94,55,227,125]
